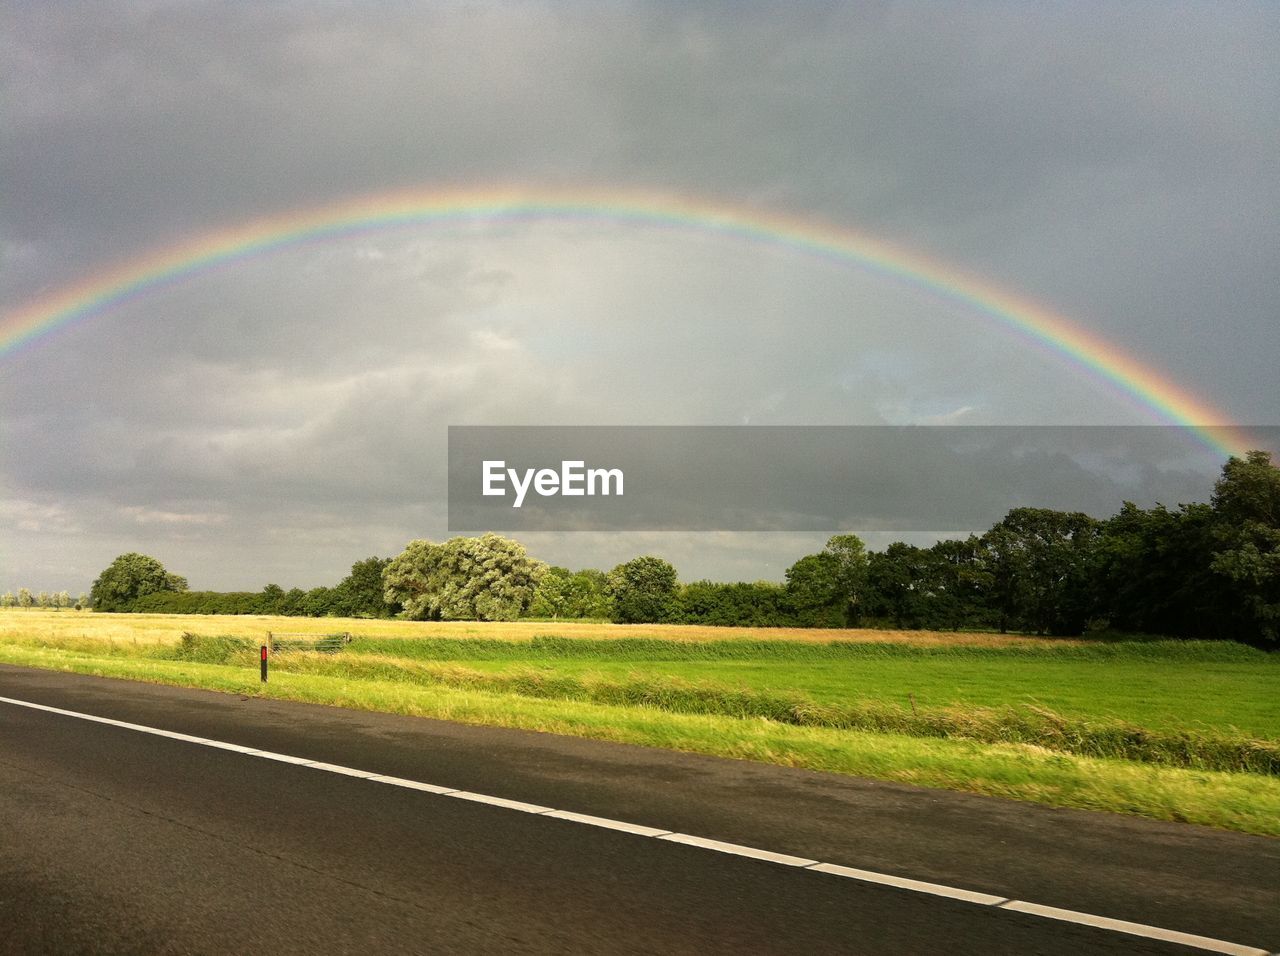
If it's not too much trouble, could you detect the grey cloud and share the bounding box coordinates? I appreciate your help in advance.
[2,1,1276,591]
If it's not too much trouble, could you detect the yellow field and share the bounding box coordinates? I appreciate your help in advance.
[0,608,1071,647]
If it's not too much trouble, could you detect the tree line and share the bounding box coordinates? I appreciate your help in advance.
[0,589,88,609]
[88,555,399,619]
[82,450,1279,645]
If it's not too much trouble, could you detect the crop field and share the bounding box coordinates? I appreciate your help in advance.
[2,608,1277,835]
[0,608,1072,646]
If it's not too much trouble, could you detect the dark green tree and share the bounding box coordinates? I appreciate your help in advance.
[566,568,615,619]
[279,587,307,616]
[824,533,869,624]
[301,586,338,617]
[782,534,869,627]
[607,556,679,623]
[90,553,188,612]
[1209,450,1280,644]
[675,580,790,626]
[982,508,1099,635]
[783,552,845,627]
[528,567,615,619]
[929,535,992,629]
[334,556,399,618]
[1212,450,1280,526]
[1093,502,1221,637]
[865,542,936,628]
[260,584,285,614]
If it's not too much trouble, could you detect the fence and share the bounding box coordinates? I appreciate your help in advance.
[267,631,353,654]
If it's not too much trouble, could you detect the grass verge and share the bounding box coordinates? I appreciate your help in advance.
[348,636,1269,663]
[1,639,1277,838]
[346,637,1280,740]
[235,652,1280,775]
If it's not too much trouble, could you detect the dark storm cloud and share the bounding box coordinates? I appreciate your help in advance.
[2,1,1277,590]
[8,4,1275,252]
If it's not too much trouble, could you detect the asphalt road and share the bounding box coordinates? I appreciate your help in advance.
[1,664,1276,955]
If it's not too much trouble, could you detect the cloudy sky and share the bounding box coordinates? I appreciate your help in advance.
[3,1,1278,592]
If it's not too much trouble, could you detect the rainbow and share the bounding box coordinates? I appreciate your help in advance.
[0,185,1253,458]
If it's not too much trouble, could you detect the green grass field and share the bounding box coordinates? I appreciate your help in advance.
[1,609,1276,835]
[346,636,1279,738]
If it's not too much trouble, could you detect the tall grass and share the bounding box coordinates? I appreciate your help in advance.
[11,627,1277,775]
[348,636,1270,664]
[173,632,259,664]
[161,636,1278,775]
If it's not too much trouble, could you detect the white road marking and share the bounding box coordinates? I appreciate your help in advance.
[808,862,1008,905]
[1,692,1271,956]
[251,751,316,766]
[543,809,672,837]
[446,791,555,814]
[658,833,818,867]
[367,774,458,795]
[201,740,264,755]
[304,761,380,778]
[997,901,1271,956]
